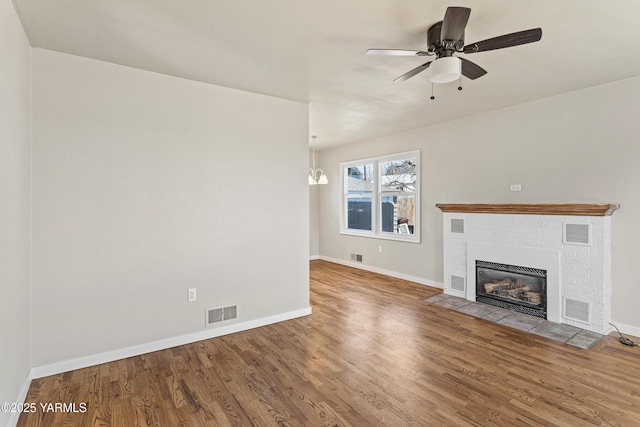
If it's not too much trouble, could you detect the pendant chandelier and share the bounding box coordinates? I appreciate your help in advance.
[308,135,328,185]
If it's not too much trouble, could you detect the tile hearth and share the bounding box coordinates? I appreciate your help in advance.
[425,294,604,349]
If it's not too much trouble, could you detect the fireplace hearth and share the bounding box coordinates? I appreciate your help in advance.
[476,260,547,319]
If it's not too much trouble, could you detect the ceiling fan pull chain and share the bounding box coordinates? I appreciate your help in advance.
[458,76,463,91]
[430,82,435,100]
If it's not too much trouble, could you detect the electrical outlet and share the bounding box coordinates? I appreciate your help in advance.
[510,184,522,192]
[188,288,197,302]
[378,245,383,254]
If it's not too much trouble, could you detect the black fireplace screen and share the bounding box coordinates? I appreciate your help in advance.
[476,260,547,319]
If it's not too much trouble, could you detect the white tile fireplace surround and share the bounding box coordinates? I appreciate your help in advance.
[436,204,619,335]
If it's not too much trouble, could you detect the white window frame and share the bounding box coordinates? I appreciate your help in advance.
[340,150,420,243]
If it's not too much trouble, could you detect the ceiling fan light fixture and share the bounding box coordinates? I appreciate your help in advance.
[429,56,461,84]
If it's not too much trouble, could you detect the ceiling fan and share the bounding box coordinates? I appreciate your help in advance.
[366,6,542,88]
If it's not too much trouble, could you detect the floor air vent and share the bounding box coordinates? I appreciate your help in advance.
[207,305,238,325]
[450,275,465,292]
[564,298,590,323]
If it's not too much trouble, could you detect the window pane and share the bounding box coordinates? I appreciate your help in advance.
[346,164,373,194]
[380,195,415,234]
[380,159,416,192]
[347,196,372,231]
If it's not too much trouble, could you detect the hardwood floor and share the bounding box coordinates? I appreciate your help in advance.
[18,260,640,426]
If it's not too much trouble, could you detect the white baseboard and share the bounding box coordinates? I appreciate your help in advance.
[319,255,443,289]
[7,374,33,427]
[30,307,312,380]
[309,254,320,260]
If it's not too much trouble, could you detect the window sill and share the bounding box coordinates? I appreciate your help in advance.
[340,230,420,243]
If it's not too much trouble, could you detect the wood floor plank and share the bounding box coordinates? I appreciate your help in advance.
[17,260,640,426]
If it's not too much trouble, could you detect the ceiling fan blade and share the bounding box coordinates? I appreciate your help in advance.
[460,58,487,80]
[463,28,542,53]
[366,49,430,56]
[393,61,432,82]
[441,7,471,41]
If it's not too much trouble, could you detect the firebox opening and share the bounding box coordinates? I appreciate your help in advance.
[476,260,547,319]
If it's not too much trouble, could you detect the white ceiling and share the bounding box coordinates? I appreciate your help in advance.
[13,0,640,149]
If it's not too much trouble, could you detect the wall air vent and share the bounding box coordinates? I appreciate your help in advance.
[564,298,590,323]
[350,253,363,262]
[450,218,464,234]
[564,223,590,245]
[450,275,465,292]
[207,305,238,325]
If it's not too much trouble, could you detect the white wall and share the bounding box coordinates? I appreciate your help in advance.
[309,152,321,258]
[31,49,310,366]
[309,189,320,258]
[319,76,640,332]
[0,1,32,425]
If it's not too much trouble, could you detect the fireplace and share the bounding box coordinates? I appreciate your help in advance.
[437,203,620,334]
[475,260,547,319]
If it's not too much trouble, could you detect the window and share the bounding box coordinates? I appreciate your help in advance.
[341,150,420,242]
[345,164,373,231]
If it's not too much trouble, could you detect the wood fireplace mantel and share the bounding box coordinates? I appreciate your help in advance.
[435,203,620,216]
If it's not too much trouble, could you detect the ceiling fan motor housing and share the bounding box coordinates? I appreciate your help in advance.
[427,21,464,55]
[427,22,442,53]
